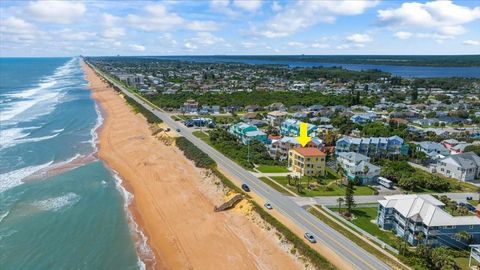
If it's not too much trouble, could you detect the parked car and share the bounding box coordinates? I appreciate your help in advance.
[304,232,316,243]
[264,203,273,210]
[241,184,250,192]
[466,204,476,212]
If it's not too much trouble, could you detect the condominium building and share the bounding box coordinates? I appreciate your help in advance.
[288,147,326,176]
[280,119,317,137]
[377,194,480,249]
[335,135,408,158]
[228,123,268,145]
[269,136,323,160]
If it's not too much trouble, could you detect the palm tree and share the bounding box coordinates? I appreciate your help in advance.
[337,197,344,214]
[286,174,292,186]
[456,231,472,244]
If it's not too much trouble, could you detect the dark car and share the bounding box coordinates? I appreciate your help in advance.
[241,184,250,192]
[264,203,273,210]
[466,204,476,211]
[304,232,316,243]
[466,196,473,200]
[176,128,181,132]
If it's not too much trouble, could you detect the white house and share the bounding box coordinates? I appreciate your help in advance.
[432,152,480,181]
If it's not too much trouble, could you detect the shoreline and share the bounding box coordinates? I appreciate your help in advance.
[81,61,303,270]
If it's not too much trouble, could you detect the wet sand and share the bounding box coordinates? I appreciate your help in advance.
[81,61,302,270]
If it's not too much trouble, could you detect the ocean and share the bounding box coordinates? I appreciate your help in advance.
[0,57,145,269]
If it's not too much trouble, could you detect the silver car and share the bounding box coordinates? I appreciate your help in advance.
[304,232,316,243]
[264,203,273,210]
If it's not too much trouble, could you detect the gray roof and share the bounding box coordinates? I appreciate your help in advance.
[337,152,370,164]
[447,152,480,169]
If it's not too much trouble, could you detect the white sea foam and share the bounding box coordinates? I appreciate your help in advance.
[0,131,61,150]
[0,58,77,124]
[111,170,154,270]
[90,103,104,152]
[0,211,10,224]
[0,161,53,193]
[33,192,80,212]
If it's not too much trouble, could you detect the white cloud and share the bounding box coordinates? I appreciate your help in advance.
[102,27,126,39]
[255,0,379,38]
[271,1,282,12]
[209,0,237,16]
[129,44,146,52]
[0,17,36,35]
[346,33,372,43]
[127,4,218,32]
[57,29,96,41]
[394,31,413,40]
[378,1,480,37]
[241,41,257,48]
[25,1,86,24]
[463,40,480,46]
[184,42,197,50]
[311,43,329,49]
[102,13,120,27]
[287,41,305,48]
[186,21,218,31]
[187,32,224,46]
[233,0,263,12]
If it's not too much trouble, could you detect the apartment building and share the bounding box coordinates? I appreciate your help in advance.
[228,123,268,145]
[280,119,317,137]
[288,147,326,176]
[335,135,408,158]
[377,194,480,249]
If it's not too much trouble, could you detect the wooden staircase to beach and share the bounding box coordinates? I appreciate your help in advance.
[214,194,243,212]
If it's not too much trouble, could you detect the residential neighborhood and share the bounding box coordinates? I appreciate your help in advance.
[89,56,480,270]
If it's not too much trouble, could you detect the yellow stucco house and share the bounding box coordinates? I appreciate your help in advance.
[288,147,326,176]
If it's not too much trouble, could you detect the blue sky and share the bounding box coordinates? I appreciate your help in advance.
[1,0,479,56]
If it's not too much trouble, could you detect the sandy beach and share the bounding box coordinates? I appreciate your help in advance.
[81,61,303,270]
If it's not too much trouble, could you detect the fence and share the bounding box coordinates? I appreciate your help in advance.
[321,205,399,254]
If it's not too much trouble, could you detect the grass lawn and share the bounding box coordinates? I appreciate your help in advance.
[258,177,291,194]
[256,165,290,173]
[329,207,401,248]
[468,199,479,206]
[270,176,376,196]
[192,130,209,140]
[307,207,406,270]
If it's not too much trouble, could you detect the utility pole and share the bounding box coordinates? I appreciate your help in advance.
[247,140,250,164]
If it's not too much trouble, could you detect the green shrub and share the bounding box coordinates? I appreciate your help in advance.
[124,95,162,124]
[176,137,215,168]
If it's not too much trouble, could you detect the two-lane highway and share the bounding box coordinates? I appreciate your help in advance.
[89,62,392,270]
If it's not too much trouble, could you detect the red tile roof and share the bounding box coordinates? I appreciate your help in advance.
[292,147,326,157]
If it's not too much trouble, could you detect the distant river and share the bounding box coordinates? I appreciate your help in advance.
[156,56,480,78]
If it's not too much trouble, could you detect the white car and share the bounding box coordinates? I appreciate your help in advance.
[264,203,273,210]
[304,232,316,243]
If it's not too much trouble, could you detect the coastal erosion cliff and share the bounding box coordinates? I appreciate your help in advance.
[81,61,303,270]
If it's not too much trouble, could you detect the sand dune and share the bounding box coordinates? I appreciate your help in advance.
[81,61,302,270]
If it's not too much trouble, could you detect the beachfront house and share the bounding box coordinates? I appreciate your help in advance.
[335,135,408,158]
[336,152,380,184]
[280,119,317,137]
[288,147,326,176]
[228,123,268,145]
[377,194,480,249]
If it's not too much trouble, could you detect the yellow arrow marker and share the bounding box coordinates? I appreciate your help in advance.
[297,122,311,147]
